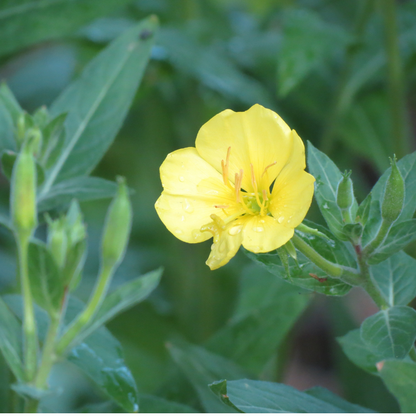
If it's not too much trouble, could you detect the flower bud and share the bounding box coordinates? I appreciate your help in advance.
[101,177,132,268]
[337,171,354,222]
[47,216,68,269]
[16,113,26,146]
[381,156,404,223]
[11,139,38,236]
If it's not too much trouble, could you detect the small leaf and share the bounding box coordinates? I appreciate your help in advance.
[39,113,67,169]
[370,251,416,307]
[367,219,416,264]
[11,383,52,400]
[139,394,198,413]
[0,296,24,381]
[28,241,64,315]
[337,329,378,373]
[40,16,158,197]
[0,83,22,124]
[209,379,374,413]
[361,306,416,360]
[0,100,16,153]
[380,360,416,412]
[356,192,372,225]
[168,340,249,413]
[37,176,118,212]
[307,142,357,240]
[74,268,162,344]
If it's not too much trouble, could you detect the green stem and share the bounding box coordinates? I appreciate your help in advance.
[362,218,392,258]
[355,245,389,309]
[24,398,39,413]
[292,233,359,284]
[35,314,61,389]
[380,0,409,158]
[16,234,38,382]
[56,263,114,355]
[321,0,374,154]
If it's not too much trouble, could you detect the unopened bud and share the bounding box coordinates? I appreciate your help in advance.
[11,139,38,236]
[25,127,42,157]
[47,216,68,269]
[337,171,354,223]
[381,156,404,223]
[101,177,132,268]
[33,106,49,129]
[16,113,26,146]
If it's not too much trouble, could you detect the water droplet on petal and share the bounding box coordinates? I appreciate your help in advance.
[181,215,185,222]
[206,189,218,196]
[278,216,285,223]
[182,198,194,213]
[259,219,265,224]
[192,230,201,240]
[179,176,185,182]
[228,225,243,236]
[175,229,183,235]
[253,226,264,233]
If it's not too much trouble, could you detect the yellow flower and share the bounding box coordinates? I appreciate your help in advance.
[155,104,315,270]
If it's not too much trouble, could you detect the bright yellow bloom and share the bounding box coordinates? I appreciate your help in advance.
[155,104,315,270]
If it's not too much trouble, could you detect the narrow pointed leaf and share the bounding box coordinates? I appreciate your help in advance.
[361,306,416,360]
[40,16,158,198]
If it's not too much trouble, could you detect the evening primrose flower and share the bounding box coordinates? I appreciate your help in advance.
[155,104,315,270]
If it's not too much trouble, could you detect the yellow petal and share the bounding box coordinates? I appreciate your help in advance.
[206,221,244,270]
[268,130,314,228]
[156,147,240,243]
[241,215,294,253]
[195,104,293,192]
[269,170,315,228]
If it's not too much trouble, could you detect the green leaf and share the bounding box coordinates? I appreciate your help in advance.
[337,329,378,373]
[168,340,249,412]
[37,176,118,212]
[1,150,45,186]
[307,142,357,240]
[0,212,12,231]
[209,379,374,413]
[363,151,416,246]
[380,360,416,412]
[0,0,133,57]
[64,297,139,412]
[278,9,350,96]
[39,16,158,198]
[0,297,24,381]
[367,219,416,264]
[74,268,162,344]
[361,306,416,360]
[27,241,63,315]
[370,251,416,307]
[0,83,22,124]
[139,394,197,413]
[205,264,310,374]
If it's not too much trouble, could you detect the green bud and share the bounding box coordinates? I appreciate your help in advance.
[101,177,132,268]
[381,156,404,223]
[25,127,42,157]
[11,139,38,236]
[16,113,26,146]
[33,106,49,129]
[46,216,68,269]
[337,171,354,223]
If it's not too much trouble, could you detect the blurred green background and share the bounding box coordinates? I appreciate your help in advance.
[1,0,415,412]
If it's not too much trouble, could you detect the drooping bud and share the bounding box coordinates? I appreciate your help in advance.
[11,138,38,237]
[337,171,354,223]
[101,177,132,268]
[381,156,404,223]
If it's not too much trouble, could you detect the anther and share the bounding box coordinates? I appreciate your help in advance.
[261,161,277,178]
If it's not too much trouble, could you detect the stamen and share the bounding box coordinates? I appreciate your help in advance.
[221,147,232,187]
[214,204,229,209]
[261,161,277,178]
[235,170,243,202]
[262,189,268,202]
